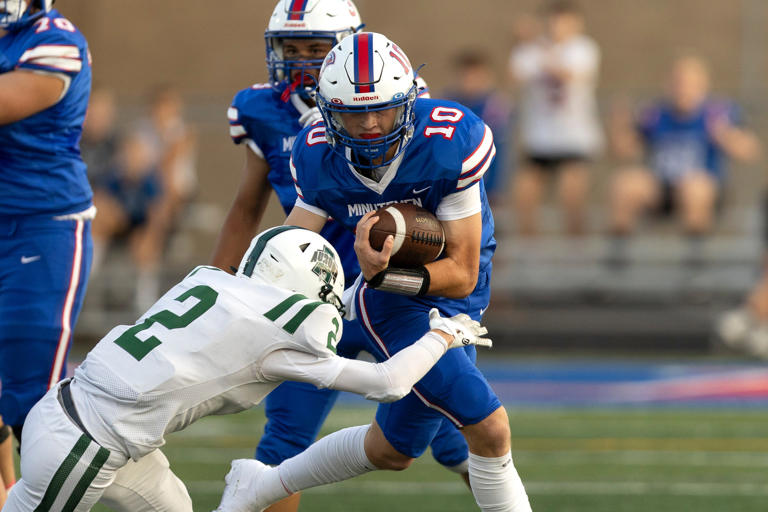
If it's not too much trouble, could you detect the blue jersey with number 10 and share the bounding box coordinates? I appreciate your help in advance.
[227,85,358,279]
[0,9,92,216]
[290,98,497,311]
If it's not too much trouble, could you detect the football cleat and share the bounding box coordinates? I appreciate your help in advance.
[216,459,271,512]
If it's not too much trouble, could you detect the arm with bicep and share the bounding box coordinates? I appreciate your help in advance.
[284,202,328,232]
[210,147,273,273]
[261,309,491,402]
[0,70,65,125]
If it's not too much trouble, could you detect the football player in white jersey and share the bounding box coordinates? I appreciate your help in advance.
[4,226,490,512]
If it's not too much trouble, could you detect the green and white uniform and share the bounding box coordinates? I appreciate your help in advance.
[6,266,449,512]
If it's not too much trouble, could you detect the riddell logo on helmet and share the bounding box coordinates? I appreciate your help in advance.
[283,22,306,28]
[353,95,380,102]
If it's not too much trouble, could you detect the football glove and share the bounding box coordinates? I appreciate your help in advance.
[428,308,492,349]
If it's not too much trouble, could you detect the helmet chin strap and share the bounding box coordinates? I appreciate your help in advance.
[280,76,303,103]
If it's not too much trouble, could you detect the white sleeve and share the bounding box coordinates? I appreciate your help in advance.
[245,139,265,159]
[261,331,447,402]
[261,350,347,389]
[294,197,329,218]
[436,183,481,221]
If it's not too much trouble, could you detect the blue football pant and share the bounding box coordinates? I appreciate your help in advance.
[357,283,501,459]
[256,318,470,468]
[0,215,92,432]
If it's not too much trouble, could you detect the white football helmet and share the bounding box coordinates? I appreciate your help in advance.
[316,32,419,169]
[238,226,345,314]
[0,0,53,30]
[265,0,363,96]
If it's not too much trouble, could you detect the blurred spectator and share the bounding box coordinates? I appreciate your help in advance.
[137,84,198,221]
[444,49,513,203]
[81,87,121,187]
[509,0,603,237]
[91,131,165,312]
[607,55,760,264]
[91,85,198,312]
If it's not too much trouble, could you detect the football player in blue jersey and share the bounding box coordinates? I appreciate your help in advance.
[219,32,531,512]
[0,0,93,501]
[209,2,471,511]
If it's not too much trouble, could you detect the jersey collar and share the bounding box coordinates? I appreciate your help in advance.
[345,145,404,195]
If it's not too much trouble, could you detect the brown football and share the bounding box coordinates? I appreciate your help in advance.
[368,203,445,267]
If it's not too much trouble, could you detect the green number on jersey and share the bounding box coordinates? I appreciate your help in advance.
[114,285,219,361]
[264,294,327,335]
[326,317,340,354]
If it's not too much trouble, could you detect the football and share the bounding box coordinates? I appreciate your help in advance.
[368,203,445,267]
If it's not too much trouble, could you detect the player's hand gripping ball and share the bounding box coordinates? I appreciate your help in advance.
[368,203,445,267]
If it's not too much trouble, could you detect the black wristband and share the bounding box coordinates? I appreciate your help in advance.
[366,266,430,296]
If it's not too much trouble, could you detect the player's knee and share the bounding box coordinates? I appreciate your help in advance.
[366,447,414,471]
[463,407,511,457]
[363,421,415,471]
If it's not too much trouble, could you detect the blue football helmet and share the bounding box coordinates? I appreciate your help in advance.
[316,32,419,169]
[0,0,53,31]
[265,0,363,99]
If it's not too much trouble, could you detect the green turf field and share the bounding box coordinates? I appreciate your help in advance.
[85,406,768,512]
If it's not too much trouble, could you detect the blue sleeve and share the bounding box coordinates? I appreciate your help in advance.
[228,89,252,146]
[290,127,317,206]
[16,15,87,81]
[0,50,13,73]
[455,113,495,192]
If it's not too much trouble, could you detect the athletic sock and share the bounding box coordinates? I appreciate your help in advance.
[255,424,376,506]
[278,424,376,492]
[468,451,532,512]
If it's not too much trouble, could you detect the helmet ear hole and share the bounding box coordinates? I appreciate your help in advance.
[299,243,310,252]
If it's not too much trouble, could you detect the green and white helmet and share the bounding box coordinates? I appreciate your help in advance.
[238,226,345,313]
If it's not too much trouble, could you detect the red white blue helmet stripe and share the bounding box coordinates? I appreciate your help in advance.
[287,0,310,20]
[353,33,375,94]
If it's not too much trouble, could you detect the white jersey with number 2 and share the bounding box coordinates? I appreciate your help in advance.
[73,266,344,460]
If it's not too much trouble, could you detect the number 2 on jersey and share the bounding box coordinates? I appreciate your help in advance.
[114,285,219,361]
[326,317,340,354]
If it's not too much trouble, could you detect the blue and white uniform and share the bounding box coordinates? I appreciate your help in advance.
[228,85,359,281]
[228,87,470,468]
[0,9,93,432]
[291,98,500,457]
[638,99,742,185]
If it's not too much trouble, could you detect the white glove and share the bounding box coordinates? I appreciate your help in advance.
[428,308,492,349]
[299,106,323,127]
